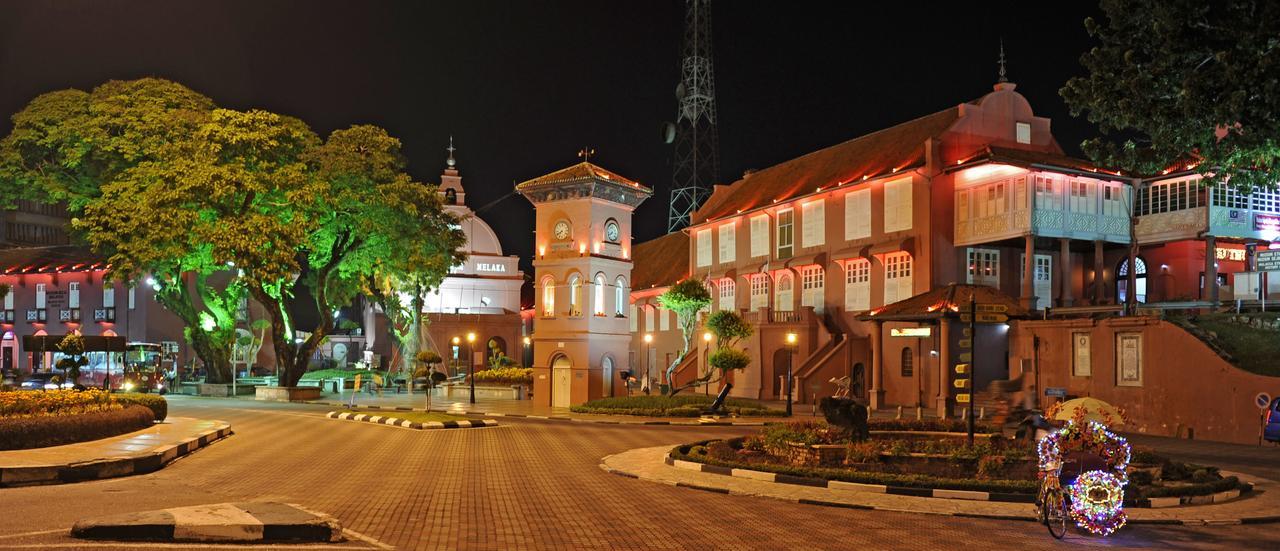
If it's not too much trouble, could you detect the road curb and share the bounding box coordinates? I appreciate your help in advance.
[326,411,498,429]
[599,447,1280,526]
[0,422,232,488]
[310,401,774,426]
[71,502,342,543]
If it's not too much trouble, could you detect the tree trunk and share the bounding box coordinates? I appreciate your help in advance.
[152,274,233,383]
[249,285,296,386]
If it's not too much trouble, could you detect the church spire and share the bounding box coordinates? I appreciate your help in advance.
[997,39,1008,83]
[446,135,457,168]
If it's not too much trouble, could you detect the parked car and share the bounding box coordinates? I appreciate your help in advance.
[1265,397,1280,443]
[19,372,74,391]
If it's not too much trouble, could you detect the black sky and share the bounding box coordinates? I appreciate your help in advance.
[0,0,1104,278]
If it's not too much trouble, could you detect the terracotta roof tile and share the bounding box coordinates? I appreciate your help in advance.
[980,146,1125,177]
[692,106,961,224]
[630,232,688,291]
[0,245,108,275]
[516,161,650,191]
[858,283,1030,321]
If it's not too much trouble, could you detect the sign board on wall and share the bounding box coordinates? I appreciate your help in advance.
[1116,333,1143,387]
[1258,250,1280,272]
[1072,333,1091,377]
[1256,213,1280,233]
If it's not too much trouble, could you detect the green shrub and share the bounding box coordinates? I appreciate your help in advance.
[868,418,997,433]
[1132,476,1244,499]
[570,395,785,417]
[845,441,881,463]
[708,348,751,372]
[113,393,167,422]
[670,442,1038,494]
[0,388,117,418]
[976,455,1006,479]
[471,367,533,385]
[1128,470,1155,486]
[0,404,154,450]
[761,420,844,448]
[299,368,389,381]
[1130,447,1166,465]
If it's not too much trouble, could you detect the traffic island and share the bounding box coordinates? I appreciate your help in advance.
[601,445,1280,525]
[327,410,498,429]
[0,417,231,487]
[71,502,342,543]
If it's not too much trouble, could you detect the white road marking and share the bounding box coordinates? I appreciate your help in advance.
[0,528,65,539]
[341,527,395,550]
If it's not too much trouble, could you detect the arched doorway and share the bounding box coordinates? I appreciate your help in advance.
[1,330,14,374]
[601,355,614,397]
[1116,256,1148,304]
[551,355,572,408]
[772,348,791,399]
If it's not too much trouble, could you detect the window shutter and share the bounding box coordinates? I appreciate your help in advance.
[801,201,825,248]
[718,223,736,263]
[696,229,712,267]
[845,188,871,240]
[883,177,913,232]
[750,215,768,257]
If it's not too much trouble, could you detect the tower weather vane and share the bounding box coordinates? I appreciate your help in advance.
[577,147,595,163]
[446,135,457,167]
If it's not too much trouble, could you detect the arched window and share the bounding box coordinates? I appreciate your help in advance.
[900,347,913,377]
[614,276,626,316]
[541,276,556,317]
[1116,256,1148,304]
[569,274,581,315]
[775,272,794,312]
[593,273,606,316]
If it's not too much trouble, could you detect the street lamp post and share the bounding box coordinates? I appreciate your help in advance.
[451,336,461,378]
[522,336,531,368]
[466,332,477,404]
[785,332,798,417]
[702,331,712,396]
[643,333,653,395]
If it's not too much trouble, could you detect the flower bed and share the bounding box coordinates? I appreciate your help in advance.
[0,388,116,418]
[470,367,534,386]
[672,420,1249,504]
[0,404,155,450]
[569,395,786,417]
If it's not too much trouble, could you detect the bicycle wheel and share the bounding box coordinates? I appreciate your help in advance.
[1044,488,1068,540]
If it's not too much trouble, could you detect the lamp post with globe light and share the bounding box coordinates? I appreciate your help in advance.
[466,332,477,404]
[643,333,653,394]
[785,332,798,416]
[451,336,461,377]
[702,331,713,395]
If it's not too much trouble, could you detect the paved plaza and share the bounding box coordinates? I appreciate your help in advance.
[0,396,1276,550]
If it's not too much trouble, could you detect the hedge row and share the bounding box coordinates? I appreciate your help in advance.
[1132,476,1247,498]
[0,405,155,450]
[0,389,116,417]
[113,393,168,422]
[671,441,1039,494]
[570,395,786,417]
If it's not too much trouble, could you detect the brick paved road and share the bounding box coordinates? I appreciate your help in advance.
[0,396,1275,550]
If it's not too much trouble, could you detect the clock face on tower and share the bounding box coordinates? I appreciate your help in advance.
[553,220,571,240]
[605,219,620,242]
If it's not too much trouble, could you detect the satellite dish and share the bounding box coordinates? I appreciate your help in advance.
[662,122,677,144]
[675,82,686,100]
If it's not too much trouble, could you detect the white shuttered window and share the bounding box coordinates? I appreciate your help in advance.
[718,279,735,311]
[749,275,769,311]
[883,252,913,305]
[883,177,913,232]
[845,188,871,240]
[696,229,712,267]
[718,223,736,263]
[750,215,769,258]
[844,259,870,312]
[800,266,825,313]
[801,201,825,248]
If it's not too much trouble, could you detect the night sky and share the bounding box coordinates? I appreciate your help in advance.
[0,1,1104,279]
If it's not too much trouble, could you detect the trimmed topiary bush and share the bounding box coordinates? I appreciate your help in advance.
[113,393,168,422]
[0,404,154,450]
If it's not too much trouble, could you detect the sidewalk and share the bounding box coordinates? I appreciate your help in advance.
[0,417,231,486]
[602,445,1280,525]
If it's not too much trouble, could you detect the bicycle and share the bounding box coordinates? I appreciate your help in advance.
[1035,458,1069,539]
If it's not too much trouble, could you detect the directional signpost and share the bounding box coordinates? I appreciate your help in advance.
[954,299,1010,446]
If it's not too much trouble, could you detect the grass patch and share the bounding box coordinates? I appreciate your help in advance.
[1184,313,1280,376]
[347,409,467,423]
[570,395,786,417]
[300,369,390,381]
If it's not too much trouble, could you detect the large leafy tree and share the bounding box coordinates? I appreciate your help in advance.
[0,79,247,382]
[1061,0,1280,192]
[244,124,465,387]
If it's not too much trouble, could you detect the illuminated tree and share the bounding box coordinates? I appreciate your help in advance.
[657,278,712,394]
[1062,0,1280,193]
[0,79,243,382]
[669,309,753,396]
[245,124,465,387]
